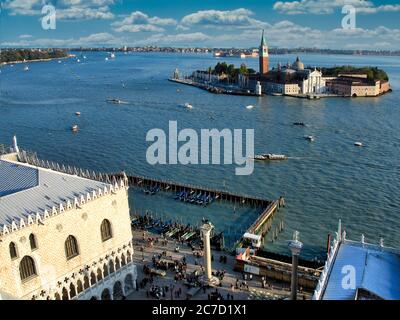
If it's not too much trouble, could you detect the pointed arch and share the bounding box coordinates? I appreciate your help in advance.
[77,279,83,294]
[96,268,103,281]
[103,263,109,278]
[69,283,77,298]
[29,233,38,250]
[9,242,18,259]
[62,287,69,300]
[65,235,79,260]
[83,275,90,289]
[115,257,121,270]
[19,256,37,281]
[126,250,132,263]
[90,271,97,285]
[100,219,113,242]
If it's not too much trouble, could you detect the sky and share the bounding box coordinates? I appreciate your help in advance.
[1,0,400,49]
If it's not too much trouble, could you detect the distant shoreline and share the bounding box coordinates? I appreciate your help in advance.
[0,54,75,66]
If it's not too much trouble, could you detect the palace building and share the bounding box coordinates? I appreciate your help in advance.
[0,139,137,300]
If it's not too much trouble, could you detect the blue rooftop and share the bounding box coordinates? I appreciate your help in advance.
[0,159,109,226]
[322,241,400,300]
[0,161,38,196]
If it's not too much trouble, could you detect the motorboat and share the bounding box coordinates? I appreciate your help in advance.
[106,98,123,104]
[254,154,288,161]
[184,103,193,109]
[354,142,363,147]
[110,53,116,59]
[246,105,254,109]
[105,57,109,61]
[71,125,78,132]
[305,135,315,142]
[24,65,29,71]
[75,112,81,116]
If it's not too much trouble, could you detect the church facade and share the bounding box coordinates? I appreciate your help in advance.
[0,143,137,300]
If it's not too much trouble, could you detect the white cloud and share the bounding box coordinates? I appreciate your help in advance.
[181,8,269,29]
[112,11,177,33]
[273,0,400,15]
[1,32,123,47]
[2,0,116,20]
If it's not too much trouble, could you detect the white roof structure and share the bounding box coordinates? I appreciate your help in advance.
[243,232,262,241]
[0,159,110,227]
[314,221,400,300]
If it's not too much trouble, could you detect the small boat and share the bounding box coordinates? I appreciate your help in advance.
[110,53,116,59]
[106,98,123,104]
[58,60,62,64]
[83,55,87,59]
[293,122,305,126]
[246,105,254,109]
[254,154,288,161]
[75,112,81,116]
[305,135,315,142]
[71,125,78,132]
[77,59,80,63]
[24,65,29,71]
[105,57,109,61]
[354,142,363,147]
[184,103,193,109]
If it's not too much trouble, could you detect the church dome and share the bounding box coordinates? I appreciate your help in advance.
[293,56,304,70]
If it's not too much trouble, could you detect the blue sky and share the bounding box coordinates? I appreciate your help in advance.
[1,0,400,49]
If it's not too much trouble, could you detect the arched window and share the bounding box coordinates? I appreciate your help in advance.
[77,280,83,294]
[100,219,112,242]
[65,235,79,260]
[9,242,18,259]
[19,256,37,281]
[29,234,38,250]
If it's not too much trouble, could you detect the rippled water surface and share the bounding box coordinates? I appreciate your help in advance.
[1,52,399,259]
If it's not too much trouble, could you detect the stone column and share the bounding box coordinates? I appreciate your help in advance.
[201,223,213,281]
[288,231,303,300]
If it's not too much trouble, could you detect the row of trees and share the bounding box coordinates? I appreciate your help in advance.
[209,62,256,78]
[320,65,389,81]
[0,49,68,63]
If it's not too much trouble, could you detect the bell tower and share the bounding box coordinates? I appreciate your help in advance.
[259,29,269,75]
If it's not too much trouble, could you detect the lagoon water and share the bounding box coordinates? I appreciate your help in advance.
[0,52,399,259]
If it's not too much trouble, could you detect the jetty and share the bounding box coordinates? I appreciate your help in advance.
[169,78,259,96]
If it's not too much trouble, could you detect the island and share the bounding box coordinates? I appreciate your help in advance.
[170,30,392,99]
[0,48,71,65]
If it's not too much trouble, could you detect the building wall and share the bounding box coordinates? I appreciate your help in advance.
[0,187,134,300]
[351,81,380,97]
[380,81,391,94]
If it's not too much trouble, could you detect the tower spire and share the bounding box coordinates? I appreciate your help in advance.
[261,29,266,46]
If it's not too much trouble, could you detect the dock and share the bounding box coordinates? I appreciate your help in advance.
[169,78,260,96]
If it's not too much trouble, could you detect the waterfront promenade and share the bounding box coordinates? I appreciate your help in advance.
[127,229,312,300]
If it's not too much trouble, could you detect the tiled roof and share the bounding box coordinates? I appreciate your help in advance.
[0,160,109,226]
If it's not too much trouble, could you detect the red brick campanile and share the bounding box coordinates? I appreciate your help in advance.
[259,29,269,75]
